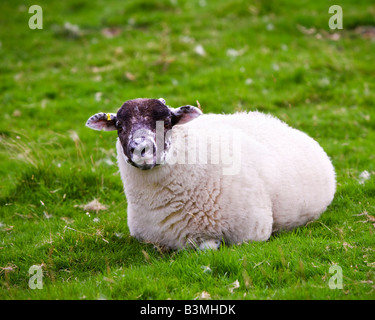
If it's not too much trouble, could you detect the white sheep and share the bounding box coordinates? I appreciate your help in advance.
[86,98,336,250]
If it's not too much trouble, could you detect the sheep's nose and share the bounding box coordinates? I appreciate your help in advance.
[127,138,156,169]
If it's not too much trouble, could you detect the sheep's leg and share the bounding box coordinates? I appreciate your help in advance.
[198,239,221,250]
[245,206,273,242]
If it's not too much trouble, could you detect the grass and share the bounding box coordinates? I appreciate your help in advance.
[0,0,375,300]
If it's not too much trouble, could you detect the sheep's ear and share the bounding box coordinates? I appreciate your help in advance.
[86,113,117,131]
[171,105,202,125]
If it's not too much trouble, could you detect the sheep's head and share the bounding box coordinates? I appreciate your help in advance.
[86,98,202,170]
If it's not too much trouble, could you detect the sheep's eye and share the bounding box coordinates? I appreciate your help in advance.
[164,120,170,128]
[116,121,122,129]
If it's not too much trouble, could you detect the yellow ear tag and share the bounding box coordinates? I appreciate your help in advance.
[107,113,111,121]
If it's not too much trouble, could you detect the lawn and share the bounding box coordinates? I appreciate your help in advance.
[0,0,374,300]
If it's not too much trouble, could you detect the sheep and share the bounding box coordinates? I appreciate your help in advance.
[86,98,336,250]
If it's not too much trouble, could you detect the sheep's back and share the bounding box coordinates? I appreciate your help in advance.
[184,112,336,230]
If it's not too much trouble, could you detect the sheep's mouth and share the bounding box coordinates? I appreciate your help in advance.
[121,139,164,170]
[126,158,159,170]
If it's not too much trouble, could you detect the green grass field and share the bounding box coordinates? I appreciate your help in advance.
[1,0,374,300]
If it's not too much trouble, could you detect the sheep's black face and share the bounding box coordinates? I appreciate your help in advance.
[116,98,173,170]
[86,98,203,170]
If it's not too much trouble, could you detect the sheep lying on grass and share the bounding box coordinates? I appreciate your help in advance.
[86,98,336,250]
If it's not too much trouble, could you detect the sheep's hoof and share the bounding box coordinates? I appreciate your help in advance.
[199,239,221,250]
